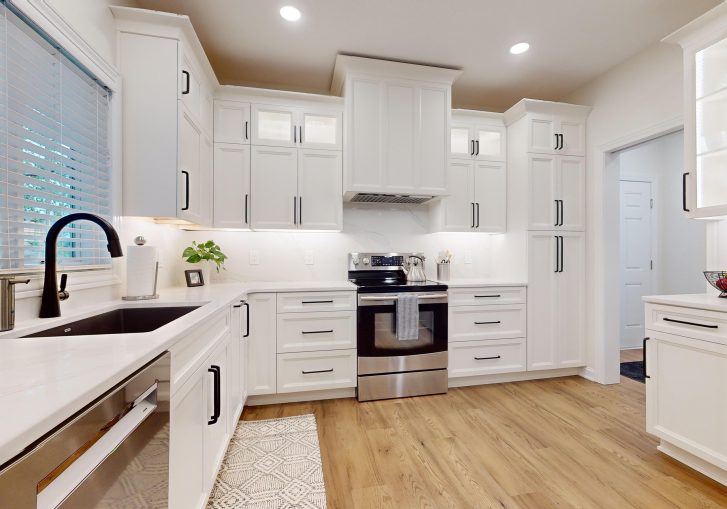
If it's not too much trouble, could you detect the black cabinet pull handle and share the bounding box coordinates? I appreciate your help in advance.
[293,125,297,143]
[475,355,501,360]
[682,172,690,212]
[245,121,249,140]
[560,133,564,150]
[475,294,501,298]
[554,200,559,227]
[474,321,501,325]
[299,126,303,143]
[643,337,650,379]
[663,317,718,329]
[207,365,221,425]
[293,196,297,225]
[301,329,334,335]
[302,299,334,304]
[471,203,475,228]
[559,200,564,226]
[243,301,250,337]
[554,236,560,273]
[181,170,190,211]
[302,368,334,374]
[554,134,559,150]
[233,304,242,308]
[559,236,564,272]
[245,194,249,224]
[471,140,475,156]
[299,196,302,225]
[181,70,190,95]
[475,140,480,156]
[476,203,480,228]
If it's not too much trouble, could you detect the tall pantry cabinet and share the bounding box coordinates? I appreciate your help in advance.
[505,99,591,371]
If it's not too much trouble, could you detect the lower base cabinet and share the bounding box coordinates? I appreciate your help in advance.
[449,338,526,377]
[646,330,727,473]
[277,349,357,393]
[204,338,231,491]
[247,293,277,395]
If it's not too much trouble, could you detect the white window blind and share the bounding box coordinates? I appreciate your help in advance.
[0,1,112,273]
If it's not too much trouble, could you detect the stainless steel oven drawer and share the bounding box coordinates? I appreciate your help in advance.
[357,369,448,402]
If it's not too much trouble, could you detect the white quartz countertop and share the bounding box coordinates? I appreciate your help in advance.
[643,293,727,313]
[0,279,355,466]
[436,279,527,288]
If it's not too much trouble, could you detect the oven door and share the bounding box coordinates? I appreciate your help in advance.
[357,292,448,358]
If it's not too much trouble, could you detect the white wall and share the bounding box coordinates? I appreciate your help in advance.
[618,130,706,296]
[564,40,727,383]
[177,205,520,286]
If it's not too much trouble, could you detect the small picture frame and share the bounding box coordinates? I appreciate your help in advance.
[185,269,204,287]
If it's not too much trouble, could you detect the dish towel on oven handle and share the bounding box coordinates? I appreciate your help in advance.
[396,293,419,341]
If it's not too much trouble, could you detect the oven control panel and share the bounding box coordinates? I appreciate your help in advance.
[348,252,425,271]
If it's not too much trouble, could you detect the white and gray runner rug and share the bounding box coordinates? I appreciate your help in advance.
[207,414,327,509]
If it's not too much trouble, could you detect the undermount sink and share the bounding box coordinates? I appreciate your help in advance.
[22,306,201,338]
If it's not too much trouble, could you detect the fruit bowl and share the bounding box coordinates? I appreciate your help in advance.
[704,271,727,298]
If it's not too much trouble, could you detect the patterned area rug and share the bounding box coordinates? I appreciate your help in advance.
[207,414,327,509]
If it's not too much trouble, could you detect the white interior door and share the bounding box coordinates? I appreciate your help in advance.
[619,180,653,349]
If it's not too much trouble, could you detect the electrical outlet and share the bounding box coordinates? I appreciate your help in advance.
[464,250,473,264]
[304,250,314,265]
[249,250,260,265]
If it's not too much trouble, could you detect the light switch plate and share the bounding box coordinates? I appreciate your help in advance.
[464,250,473,264]
[304,250,314,265]
[249,250,260,265]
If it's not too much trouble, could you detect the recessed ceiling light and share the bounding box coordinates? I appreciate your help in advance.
[510,42,530,55]
[280,6,302,22]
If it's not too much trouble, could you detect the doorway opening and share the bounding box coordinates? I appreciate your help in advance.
[615,130,706,377]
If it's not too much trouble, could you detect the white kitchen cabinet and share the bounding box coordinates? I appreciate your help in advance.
[214,100,250,144]
[332,55,460,199]
[113,8,216,225]
[527,231,586,370]
[298,149,343,230]
[665,4,727,218]
[276,310,356,353]
[449,338,526,377]
[170,362,207,509]
[214,144,250,229]
[527,154,585,231]
[527,114,585,156]
[204,336,230,492]
[251,104,342,150]
[247,293,277,396]
[277,349,357,393]
[251,146,342,231]
[645,330,727,483]
[451,115,507,162]
[432,159,506,233]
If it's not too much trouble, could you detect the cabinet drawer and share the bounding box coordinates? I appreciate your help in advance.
[277,349,357,393]
[449,286,526,306]
[277,291,356,313]
[646,303,727,346]
[277,311,356,353]
[449,338,526,378]
[449,304,526,341]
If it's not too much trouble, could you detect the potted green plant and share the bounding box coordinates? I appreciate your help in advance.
[182,240,227,285]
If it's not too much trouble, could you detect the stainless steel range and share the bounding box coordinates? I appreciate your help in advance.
[349,252,448,402]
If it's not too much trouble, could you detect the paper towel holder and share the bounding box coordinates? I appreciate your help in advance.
[122,236,160,301]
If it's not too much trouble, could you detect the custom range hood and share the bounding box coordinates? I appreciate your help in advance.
[332,55,462,204]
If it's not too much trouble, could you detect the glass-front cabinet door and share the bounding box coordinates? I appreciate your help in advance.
[667,5,727,218]
[251,104,296,147]
[300,110,342,150]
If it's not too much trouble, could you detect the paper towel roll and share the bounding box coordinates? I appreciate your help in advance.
[126,244,159,297]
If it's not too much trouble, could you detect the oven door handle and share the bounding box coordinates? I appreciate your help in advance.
[37,384,158,509]
[359,294,447,301]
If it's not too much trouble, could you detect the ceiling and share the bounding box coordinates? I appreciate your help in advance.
[135,0,721,112]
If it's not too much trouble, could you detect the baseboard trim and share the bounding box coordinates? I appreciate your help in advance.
[448,368,582,388]
[658,441,727,486]
[246,388,355,406]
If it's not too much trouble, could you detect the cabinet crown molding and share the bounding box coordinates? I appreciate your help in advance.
[503,99,591,126]
[663,2,727,48]
[331,54,462,95]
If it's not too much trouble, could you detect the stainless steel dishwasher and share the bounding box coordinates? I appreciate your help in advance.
[0,352,170,508]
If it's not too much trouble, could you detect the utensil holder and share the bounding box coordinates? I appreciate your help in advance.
[437,263,450,281]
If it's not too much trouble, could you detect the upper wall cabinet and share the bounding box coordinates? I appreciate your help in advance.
[331,55,462,200]
[250,104,342,150]
[215,101,251,144]
[665,3,727,218]
[526,114,585,156]
[451,113,507,162]
[112,7,217,225]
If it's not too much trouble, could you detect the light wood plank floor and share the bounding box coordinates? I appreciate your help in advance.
[242,376,727,508]
[621,348,643,362]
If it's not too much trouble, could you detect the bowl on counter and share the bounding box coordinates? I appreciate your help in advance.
[704,271,727,298]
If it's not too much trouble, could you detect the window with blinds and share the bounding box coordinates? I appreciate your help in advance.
[0,1,112,273]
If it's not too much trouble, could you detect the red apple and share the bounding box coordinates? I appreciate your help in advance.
[716,278,727,292]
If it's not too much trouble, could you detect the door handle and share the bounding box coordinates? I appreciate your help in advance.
[554,236,560,273]
[181,170,190,211]
[554,133,559,150]
[293,196,297,225]
[208,365,221,425]
[302,368,334,374]
[554,200,559,227]
[559,133,564,150]
[244,194,249,224]
[559,236,564,272]
[559,200,564,226]
[471,140,475,156]
[475,140,480,156]
[293,125,297,143]
[682,172,690,212]
[474,355,501,360]
[643,337,650,379]
[476,203,480,228]
[299,196,302,225]
[243,301,250,337]
[245,121,249,140]
[181,70,190,95]
[299,125,303,143]
[471,203,476,228]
